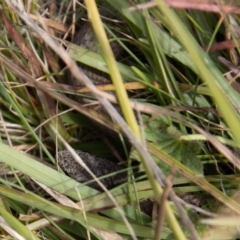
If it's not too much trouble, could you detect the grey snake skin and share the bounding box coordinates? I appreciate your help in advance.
[58,150,127,191]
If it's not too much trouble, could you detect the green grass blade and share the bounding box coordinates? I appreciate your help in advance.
[0,206,41,240]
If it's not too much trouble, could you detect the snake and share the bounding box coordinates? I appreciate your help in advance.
[59,5,129,191]
[57,3,206,215]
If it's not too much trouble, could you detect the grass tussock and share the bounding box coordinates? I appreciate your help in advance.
[1,0,240,239]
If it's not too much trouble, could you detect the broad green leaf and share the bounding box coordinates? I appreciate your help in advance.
[133,115,203,175]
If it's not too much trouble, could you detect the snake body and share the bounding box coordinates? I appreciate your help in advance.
[69,6,122,88]
[60,5,128,190]
[58,150,127,191]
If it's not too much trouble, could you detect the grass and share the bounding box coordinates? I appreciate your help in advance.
[1,0,240,239]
